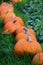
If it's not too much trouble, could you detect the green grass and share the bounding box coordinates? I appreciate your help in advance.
[0,0,43,65]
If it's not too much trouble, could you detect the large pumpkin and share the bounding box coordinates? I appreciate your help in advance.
[3,21,22,34]
[32,53,43,65]
[26,41,42,55]
[14,39,42,56]
[15,32,37,41]
[14,39,29,56]
[4,16,24,26]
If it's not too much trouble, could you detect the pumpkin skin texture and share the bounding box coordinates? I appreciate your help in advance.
[16,33,28,41]
[11,16,24,26]
[15,32,37,42]
[14,39,29,56]
[32,53,43,65]
[4,16,24,27]
[4,15,16,24]
[26,41,42,55]
[1,2,13,11]
[1,11,14,20]
[3,21,21,34]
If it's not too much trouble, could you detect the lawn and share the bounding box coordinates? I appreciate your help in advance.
[0,0,43,65]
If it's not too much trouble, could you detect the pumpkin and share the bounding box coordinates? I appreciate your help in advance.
[14,39,29,56]
[15,32,37,41]
[12,0,22,3]
[3,21,22,34]
[15,27,36,36]
[1,2,14,19]
[26,41,42,55]
[14,39,42,56]
[32,53,43,65]
[4,16,24,27]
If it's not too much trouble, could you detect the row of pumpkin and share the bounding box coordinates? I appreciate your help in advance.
[0,2,43,65]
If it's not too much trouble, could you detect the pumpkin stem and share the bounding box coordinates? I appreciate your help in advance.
[23,27,28,34]
[13,20,16,23]
[2,30,10,34]
[23,27,32,42]
[26,31,32,42]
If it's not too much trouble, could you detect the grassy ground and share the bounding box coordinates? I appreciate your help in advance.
[0,0,43,65]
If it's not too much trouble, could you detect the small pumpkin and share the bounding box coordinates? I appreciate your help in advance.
[12,0,22,3]
[26,41,42,55]
[3,21,22,34]
[4,16,24,27]
[14,39,29,56]
[32,53,43,65]
[1,2,14,19]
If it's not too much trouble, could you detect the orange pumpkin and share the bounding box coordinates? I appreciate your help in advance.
[14,39,29,56]
[32,53,43,65]
[4,16,24,27]
[26,41,42,55]
[1,2,14,19]
[15,27,36,36]
[3,21,22,34]
[14,39,42,56]
[12,0,22,3]
[15,32,37,41]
